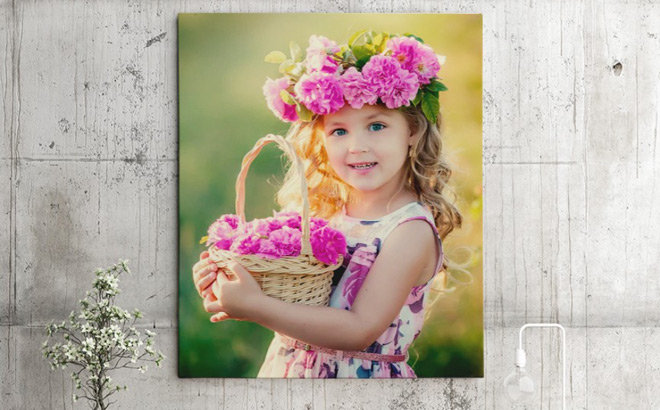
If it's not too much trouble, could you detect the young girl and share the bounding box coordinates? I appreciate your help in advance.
[192,31,462,378]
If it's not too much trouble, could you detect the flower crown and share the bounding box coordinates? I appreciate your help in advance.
[262,30,447,125]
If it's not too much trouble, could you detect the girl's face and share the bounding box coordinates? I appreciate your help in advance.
[322,104,416,196]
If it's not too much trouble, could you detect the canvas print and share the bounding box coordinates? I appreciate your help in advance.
[178,13,483,378]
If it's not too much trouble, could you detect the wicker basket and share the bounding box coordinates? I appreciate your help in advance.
[208,134,343,306]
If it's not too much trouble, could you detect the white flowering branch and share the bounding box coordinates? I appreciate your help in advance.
[42,260,165,410]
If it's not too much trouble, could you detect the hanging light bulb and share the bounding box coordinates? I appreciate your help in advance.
[503,348,536,404]
[503,324,566,409]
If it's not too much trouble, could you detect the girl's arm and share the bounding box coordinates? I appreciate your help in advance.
[203,219,439,352]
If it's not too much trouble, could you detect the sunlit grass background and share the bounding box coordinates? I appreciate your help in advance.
[178,13,483,378]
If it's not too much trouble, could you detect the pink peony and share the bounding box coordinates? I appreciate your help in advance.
[361,55,419,109]
[230,232,263,255]
[386,36,440,85]
[310,225,347,265]
[207,214,241,249]
[206,212,346,265]
[248,218,273,237]
[266,218,284,232]
[270,226,302,257]
[274,211,302,230]
[305,35,341,74]
[339,67,379,109]
[415,50,441,85]
[294,72,344,115]
[263,77,299,122]
[310,217,329,231]
[219,214,239,229]
[256,239,281,259]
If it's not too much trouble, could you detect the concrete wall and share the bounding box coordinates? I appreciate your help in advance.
[2,0,659,409]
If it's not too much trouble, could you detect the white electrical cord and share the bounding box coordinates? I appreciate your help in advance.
[518,323,566,410]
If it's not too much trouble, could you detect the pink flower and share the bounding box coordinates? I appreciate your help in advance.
[263,77,299,122]
[294,72,344,115]
[415,51,441,85]
[339,67,378,109]
[248,218,273,236]
[207,214,241,249]
[386,36,440,85]
[205,212,346,265]
[361,55,419,109]
[305,35,341,74]
[270,226,302,257]
[310,217,329,231]
[230,232,263,255]
[256,239,281,259]
[310,225,347,265]
[274,211,302,230]
[266,218,284,232]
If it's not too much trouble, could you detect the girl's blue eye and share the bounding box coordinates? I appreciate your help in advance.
[369,123,385,132]
[331,128,347,136]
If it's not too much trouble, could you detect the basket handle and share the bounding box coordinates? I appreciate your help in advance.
[235,134,313,256]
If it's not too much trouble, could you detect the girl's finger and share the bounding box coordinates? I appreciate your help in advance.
[196,271,217,296]
[193,262,218,282]
[224,256,248,281]
[203,294,222,313]
[215,268,229,283]
[200,250,209,260]
[199,264,218,279]
[201,286,214,298]
[192,259,208,279]
[194,258,216,273]
[211,277,225,299]
[210,312,230,323]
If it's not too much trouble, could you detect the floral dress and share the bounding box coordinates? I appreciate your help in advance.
[256,201,444,378]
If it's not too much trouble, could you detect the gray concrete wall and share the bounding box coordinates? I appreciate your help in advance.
[2,0,659,409]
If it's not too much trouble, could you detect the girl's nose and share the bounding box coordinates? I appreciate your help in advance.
[348,136,369,154]
[348,145,369,154]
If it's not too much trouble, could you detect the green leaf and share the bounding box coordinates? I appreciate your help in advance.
[351,45,371,62]
[412,89,423,106]
[296,104,313,122]
[348,29,369,47]
[286,63,305,81]
[264,51,287,64]
[421,91,440,124]
[355,56,371,70]
[427,78,448,92]
[341,47,356,65]
[376,32,390,53]
[278,59,295,74]
[279,90,296,105]
[289,41,302,62]
[373,33,383,47]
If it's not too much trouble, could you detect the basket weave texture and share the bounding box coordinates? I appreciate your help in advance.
[208,134,343,306]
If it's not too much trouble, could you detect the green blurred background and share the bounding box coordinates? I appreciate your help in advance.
[178,13,483,378]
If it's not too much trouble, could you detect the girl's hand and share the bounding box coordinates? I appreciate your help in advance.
[204,257,264,323]
[192,251,218,299]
